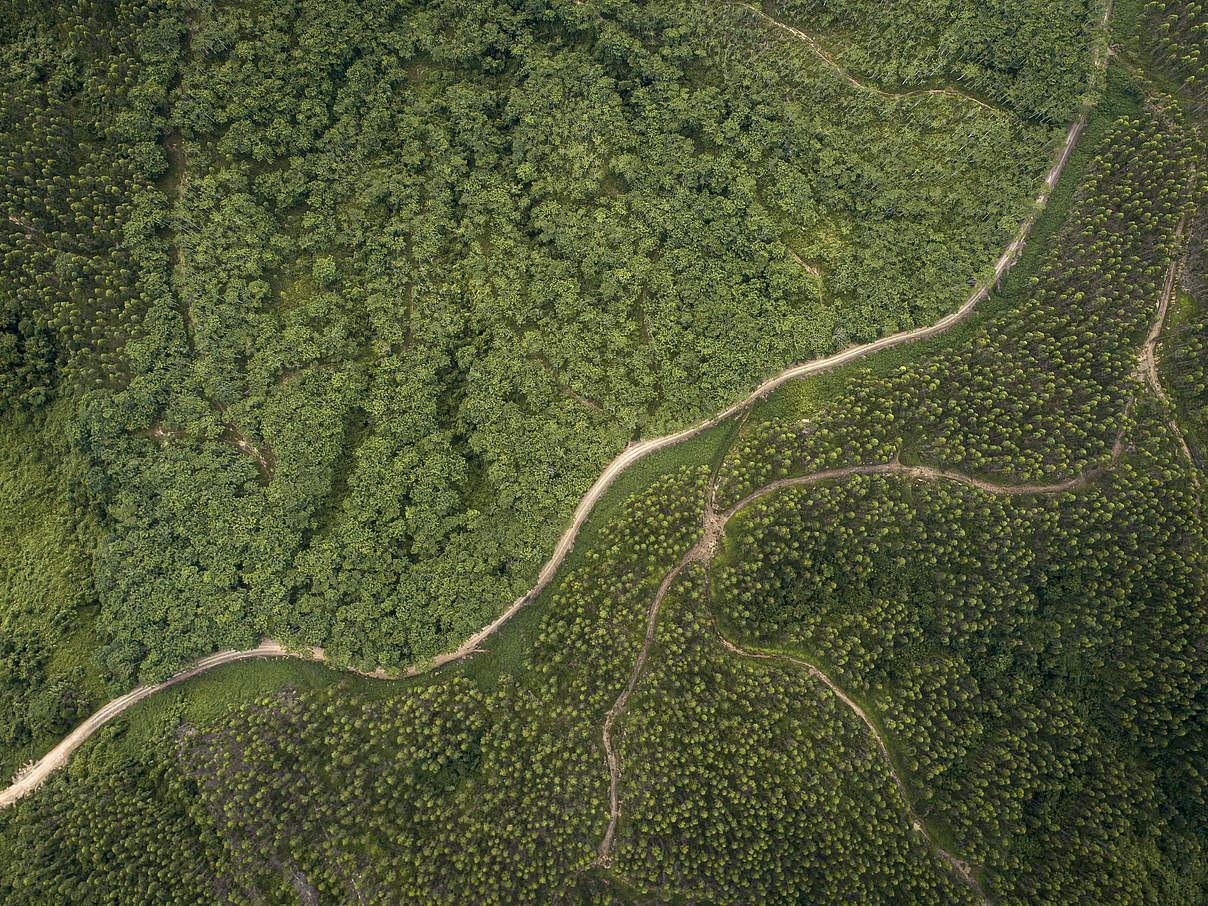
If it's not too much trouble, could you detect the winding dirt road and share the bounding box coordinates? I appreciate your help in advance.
[0,96,1091,811]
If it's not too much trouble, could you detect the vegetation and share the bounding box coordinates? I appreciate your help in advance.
[705,91,1208,904]
[757,0,1103,122]
[0,466,715,904]
[0,0,1092,699]
[1133,0,1208,113]
[714,419,1206,903]
[3,3,1206,906]
[715,106,1199,504]
[615,566,978,903]
[0,404,103,779]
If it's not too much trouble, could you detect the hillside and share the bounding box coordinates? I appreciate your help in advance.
[5,1,1207,904]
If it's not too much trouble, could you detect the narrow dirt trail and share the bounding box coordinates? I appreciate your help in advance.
[722,462,1103,520]
[0,95,1093,810]
[596,561,687,867]
[591,457,1109,883]
[736,2,1015,118]
[1141,212,1202,486]
[706,610,990,904]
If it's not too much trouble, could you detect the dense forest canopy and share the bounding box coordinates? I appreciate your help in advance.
[3,51,1206,900]
[3,0,1208,903]
[0,0,1099,732]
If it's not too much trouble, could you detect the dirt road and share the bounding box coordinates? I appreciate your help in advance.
[0,643,294,809]
[0,96,1093,810]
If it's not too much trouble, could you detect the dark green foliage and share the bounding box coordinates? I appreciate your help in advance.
[0,0,179,399]
[712,407,1207,904]
[178,678,599,904]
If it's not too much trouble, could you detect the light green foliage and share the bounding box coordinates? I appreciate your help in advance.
[717,108,1199,504]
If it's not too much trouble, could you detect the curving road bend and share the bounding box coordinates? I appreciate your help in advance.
[1,95,1091,809]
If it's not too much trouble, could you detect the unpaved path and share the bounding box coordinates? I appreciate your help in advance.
[1,643,291,808]
[722,462,1103,520]
[707,611,989,904]
[1141,213,1202,486]
[596,560,690,866]
[737,2,1014,118]
[591,458,1108,885]
[0,98,1093,810]
[0,640,401,809]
